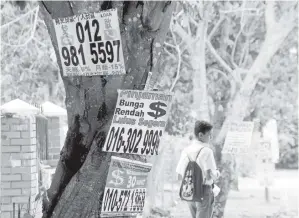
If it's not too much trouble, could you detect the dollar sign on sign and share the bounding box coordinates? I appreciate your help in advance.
[109,169,124,186]
[147,102,167,119]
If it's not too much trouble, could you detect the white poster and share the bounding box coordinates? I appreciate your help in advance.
[222,121,254,154]
[262,119,279,163]
[102,90,173,155]
[101,156,152,217]
[257,140,274,186]
[53,9,125,76]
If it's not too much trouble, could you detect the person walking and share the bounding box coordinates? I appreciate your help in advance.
[176,121,220,218]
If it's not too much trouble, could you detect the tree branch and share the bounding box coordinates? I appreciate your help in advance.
[207,67,230,81]
[265,1,277,31]
[173,9,184,19]
[0,6,39,29]
[172,20,193,42]
[220,8,260,14]
[1,6,39,47]
[239,39,249,67]
[208,67,236,98]
[206,40,234,75]
[169,28,181,92]
[164,47,177,61]
[230,1,247,69]
[208,17,225,40]
[169,45,181,92]
[164,41,176,49]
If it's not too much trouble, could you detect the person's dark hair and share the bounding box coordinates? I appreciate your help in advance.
[194,120,213,137]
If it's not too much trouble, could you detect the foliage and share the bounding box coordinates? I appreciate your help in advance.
[251,29,298,169]
[157,1,298,168]
[2,1,296,168]
[0,1,65,106]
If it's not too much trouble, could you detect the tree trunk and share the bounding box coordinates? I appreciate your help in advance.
[212,15,296,218]
[39,1,174,217]
[192,20,209,121]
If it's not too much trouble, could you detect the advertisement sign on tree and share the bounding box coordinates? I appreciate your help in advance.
[100,156,152,217]
[222,121,254,154]
[53,9,125,76]
[102,89,173,155]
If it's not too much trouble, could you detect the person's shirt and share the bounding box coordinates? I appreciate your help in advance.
[176,140,219,185]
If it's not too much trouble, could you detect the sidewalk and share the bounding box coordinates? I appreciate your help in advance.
[164,170,298,218]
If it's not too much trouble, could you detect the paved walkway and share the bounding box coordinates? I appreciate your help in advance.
[159,170,298,218]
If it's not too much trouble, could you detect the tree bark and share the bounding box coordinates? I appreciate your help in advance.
[39,1,174,217]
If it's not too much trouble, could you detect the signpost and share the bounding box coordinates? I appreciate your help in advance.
[222,121,254,154]
[53,9,126,76]
[262,119,279,163]
[100,156,152,217]
[257,140,274,202]
[102,89,173,155]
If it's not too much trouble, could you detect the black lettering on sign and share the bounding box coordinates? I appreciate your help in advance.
[102,188,113,212]
[123,190,130,211]
[116,128,125,152]
[111,189,118,211]
[61,44,86,67]
[106,127,115,150]
[92,19,102,41]
[98,41,106,63]
[75,19,102,43]
[141,130,163,155]
[118,190,124,211]
[135,130,142,153]
[105,127,143,154]
[76,22,84,43]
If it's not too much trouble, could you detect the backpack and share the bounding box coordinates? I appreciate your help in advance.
[179,147,205,202]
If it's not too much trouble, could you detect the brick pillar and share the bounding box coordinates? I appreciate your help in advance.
[46,116,61,161]
[1,115,38,218]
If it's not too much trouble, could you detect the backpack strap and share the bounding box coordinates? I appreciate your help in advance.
[196,147,206,184]
[186,146,205,162]
[195,147,205,161]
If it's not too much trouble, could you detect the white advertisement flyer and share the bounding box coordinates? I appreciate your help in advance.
[222,121,254,154]
[100,156,152,217]
[53,9,125,76]
[102,89,173,155]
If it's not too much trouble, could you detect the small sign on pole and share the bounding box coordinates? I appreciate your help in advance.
[256,140,275,202]
[262,119,279,163]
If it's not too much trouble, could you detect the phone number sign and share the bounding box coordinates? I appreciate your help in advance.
[101,90,173,156]
[53,9,125,76]
[101,156,152,217]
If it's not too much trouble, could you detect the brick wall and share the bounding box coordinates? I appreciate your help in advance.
[1,115,38,218]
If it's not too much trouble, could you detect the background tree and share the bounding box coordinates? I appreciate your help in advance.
[156,1,298,217]
[1,1,65,106]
